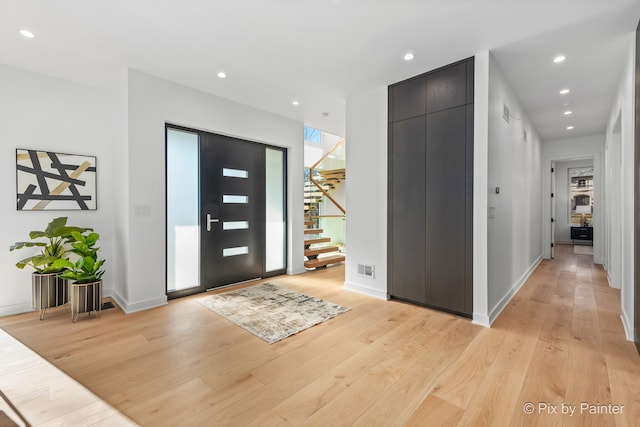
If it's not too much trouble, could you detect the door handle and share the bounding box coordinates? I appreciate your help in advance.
[206,213,220,231]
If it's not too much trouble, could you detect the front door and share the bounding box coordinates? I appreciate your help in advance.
[166,125,286,298]
[200,132,265,289]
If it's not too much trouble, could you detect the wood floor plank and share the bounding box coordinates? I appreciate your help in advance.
[563,345,615,426]
[403,395,464,427]
[353,319,480,427]
[430,328,507,409]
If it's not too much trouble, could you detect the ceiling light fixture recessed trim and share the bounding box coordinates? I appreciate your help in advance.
[19,29,35,39]
[217,71,226,79]
[292,100,300,106]
[564,110,573,115]
[553,55,566,63]
[559,88,570,95]
[566,126,574,130]
[403,52,414,61]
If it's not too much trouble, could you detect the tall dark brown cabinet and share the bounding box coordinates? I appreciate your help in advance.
[388,58,474,317]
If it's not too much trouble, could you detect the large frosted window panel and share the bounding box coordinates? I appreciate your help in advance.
[166,129,200,292]
[265,148,285,271]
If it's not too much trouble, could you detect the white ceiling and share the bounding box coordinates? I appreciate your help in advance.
[1,0,639,140]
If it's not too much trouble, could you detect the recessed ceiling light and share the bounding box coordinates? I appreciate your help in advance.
[19,29,35,39]
[564,110,573,116]
[292,100,300,106]
[403,52,414,61]
[553,55,566,63]
[559,89,570,95]
[567,126,574,130]
[217,71,226,78]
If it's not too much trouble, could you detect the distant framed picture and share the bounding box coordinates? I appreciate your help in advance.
[16,149,97,211]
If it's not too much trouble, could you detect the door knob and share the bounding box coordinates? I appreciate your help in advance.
[206,213,220,231]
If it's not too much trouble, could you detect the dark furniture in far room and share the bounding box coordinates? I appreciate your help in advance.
[571,226,593,245]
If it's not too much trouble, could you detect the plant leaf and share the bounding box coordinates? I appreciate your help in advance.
[9,241,46,251]
[43,217,68,237]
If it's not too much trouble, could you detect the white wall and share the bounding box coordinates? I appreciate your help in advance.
[542,135,605,264]
[0,64,117,316]
[473,51,490,326]
[554,159,595,244]
[344,85,388,300]
[604,32,635,341]
[118,69,304,313]
[485,54,544,324]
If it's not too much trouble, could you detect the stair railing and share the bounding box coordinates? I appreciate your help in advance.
[309,139,346,215]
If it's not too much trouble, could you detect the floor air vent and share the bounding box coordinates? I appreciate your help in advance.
[358,264,375,278]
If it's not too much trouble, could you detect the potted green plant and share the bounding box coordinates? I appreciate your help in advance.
[9,217,91,319]
[59,230,105,322]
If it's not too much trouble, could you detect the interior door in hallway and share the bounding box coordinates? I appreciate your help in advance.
[551,162,556,259]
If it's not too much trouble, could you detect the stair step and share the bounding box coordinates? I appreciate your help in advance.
[304,246,340,257]
[304,237,331,246]
[304,228,324,234]
[304,220,314,226]
[305,183,334,190]
[318,169,345,178]
[304,255,346,269]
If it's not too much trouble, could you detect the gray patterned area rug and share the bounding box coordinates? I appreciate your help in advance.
[196,283,350,344]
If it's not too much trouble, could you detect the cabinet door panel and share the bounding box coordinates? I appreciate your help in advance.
[465,104,474,314]
[425,106,467,313]
[466,59,475,104]
[391,77,426,122]
[426,62,467,114]
[390,116,426,303]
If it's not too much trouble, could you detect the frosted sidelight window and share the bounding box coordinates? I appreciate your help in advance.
[265,148,286,271]
[166,128,200,292]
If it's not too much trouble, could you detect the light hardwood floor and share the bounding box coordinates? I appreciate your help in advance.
[1,244,639,426]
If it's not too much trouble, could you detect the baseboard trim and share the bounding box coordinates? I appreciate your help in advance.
[556,240,573,245]
[488,254,543,325]
[108,291,168,314]
[287,266,307,275]
[621,308,634,342]
[0,302,34,317]
[472,314,491,328]
[343,281,388,300]
[606,271,621,290]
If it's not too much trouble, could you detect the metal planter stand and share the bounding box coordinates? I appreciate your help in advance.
[69,280,102,323]
[32,273,69,320]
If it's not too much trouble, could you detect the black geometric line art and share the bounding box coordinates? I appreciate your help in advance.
[16,149,97,211]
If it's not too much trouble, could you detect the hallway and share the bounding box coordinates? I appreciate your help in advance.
[488,244,640,425]
[0,245,639,425]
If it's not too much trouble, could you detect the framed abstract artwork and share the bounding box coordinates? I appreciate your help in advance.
[16,149,97,211]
